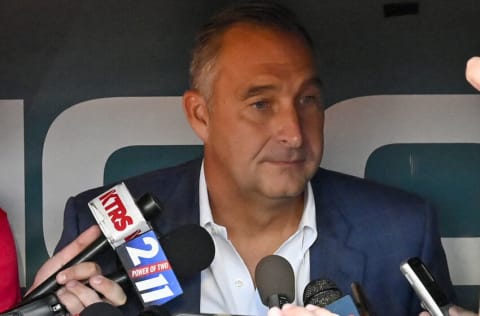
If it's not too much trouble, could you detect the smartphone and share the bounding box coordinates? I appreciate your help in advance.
[400,257,452,316]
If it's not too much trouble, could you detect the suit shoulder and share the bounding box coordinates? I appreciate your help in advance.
[72,158,202,206]
[312,168,432,220]
[314,168,424,201]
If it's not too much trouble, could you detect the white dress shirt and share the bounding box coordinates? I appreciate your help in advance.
[198,162,318,316]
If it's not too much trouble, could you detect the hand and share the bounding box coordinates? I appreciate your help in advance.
[268,304,339,316]
[418,305,479,316]
[26,225,127,315]
[466,56,480,91]
[449,305,479,316]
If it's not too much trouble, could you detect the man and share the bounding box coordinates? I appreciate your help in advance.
[29,1,454,315]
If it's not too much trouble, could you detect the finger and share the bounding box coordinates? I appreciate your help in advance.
[56,283,96,315]
[282,304,339,316]
[449,305,478,316]
[466,56,480,91]
[268,307,283,316]
[67,279,103,305]
[418,312,431,316]
[304,304,339,316]
[88,275,127,306]
[27,225,102,293]
[56,261,102,285]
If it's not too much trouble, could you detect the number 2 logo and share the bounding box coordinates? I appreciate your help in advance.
[126,236,160,266]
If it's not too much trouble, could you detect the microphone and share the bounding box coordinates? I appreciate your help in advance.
[24,184,164,302]
[110,223,215,295]
[303,279,360,316]
[115,224,215,305]
[255,255,295,308]
[79,302,123,316]
[5,224,215,316]
[303,279,342,307]
[149,224,215,281]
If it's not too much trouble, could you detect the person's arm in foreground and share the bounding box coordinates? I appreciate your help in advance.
[268,304,339,316]
[27,225,127,315]
[423,57,480,315]
[417,56,480,316]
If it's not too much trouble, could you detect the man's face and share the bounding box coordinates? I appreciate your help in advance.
[202,23,324,201]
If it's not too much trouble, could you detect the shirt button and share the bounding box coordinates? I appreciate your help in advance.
[234,279,244,287]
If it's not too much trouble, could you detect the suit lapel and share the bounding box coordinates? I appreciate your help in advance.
[309,174,366,295]
[151,159,202,313]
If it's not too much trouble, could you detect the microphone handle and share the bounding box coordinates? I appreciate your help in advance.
[22,236,152,304]
[1,293,66,316]
[3,270,129,316]
[267,294,289,308]
[106,269,129,286]
[23,236,109,302]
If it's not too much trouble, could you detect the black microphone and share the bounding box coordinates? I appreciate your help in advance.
[64,224,215,290]
[23,192,164,303]
[4,224,215,316]
[303,279,360,316]
[79,302,123,316]
[255,255,295,308]
[151,224,215,280]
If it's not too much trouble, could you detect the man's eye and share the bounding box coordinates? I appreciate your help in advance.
[251,101,268,110]
[299,95,322,108]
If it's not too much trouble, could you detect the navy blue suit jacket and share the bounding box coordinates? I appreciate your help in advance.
[55,158,454,316]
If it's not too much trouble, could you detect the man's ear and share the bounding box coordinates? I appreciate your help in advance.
[183,89,210,142]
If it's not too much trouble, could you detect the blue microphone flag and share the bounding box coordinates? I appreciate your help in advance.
[116,230,183,306]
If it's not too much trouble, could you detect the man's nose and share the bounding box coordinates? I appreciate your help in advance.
[275,106,303,148]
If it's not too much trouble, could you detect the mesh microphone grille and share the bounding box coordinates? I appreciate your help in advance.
[255,255,295,306]
[159,224,215,280]
[303,279,342,307]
